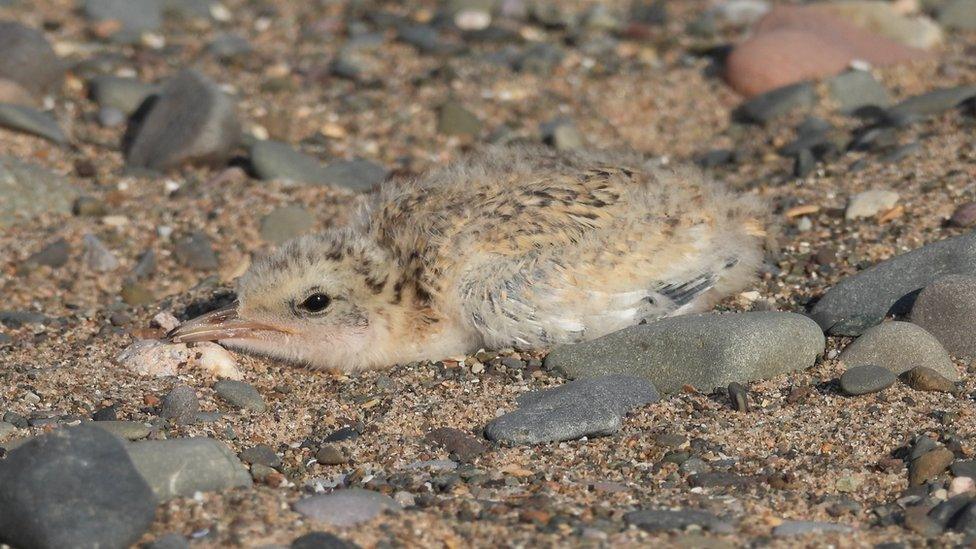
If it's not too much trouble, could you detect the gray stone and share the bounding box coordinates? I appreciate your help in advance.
[162,0,217,20]
[89,75,159,115]
[0,310,48,327]
[424,427,487,462]
[939,0,976,31]
[910,275,976,359]
[773,520,853,536]
[82,0,162,43]
[82,233,119,272]
[318,159,388,192]
[0,103,67,143]
[483,375,659,444]
[97,106,126,127]
[126,438,252,501]
[541,118,584,150]
[887,86,976,124]
[839,364,896,396]
[624,509,735,534]
[951,460,976,478]
[250,140,330,184]
[546,312,824,394]
[240,443,281,468]
[0,425,156,549]
[0,421,16,437]
[147,532,191,549]
[733,82,816,124]
[27,237,71,266]
[260,206,314,244]
[437,101,481,136]
[160,384,199,424]
[214,379,267,412]
[173,231,218,271]
[0,157,77,228]
[92,420,151,440]
[291,531,359,549]
[207,33,252,60]
[810,231,976,335]
[827,71,891,114]
[124,69,240,171]
[293,488,401,527]
[0,21,63,97]
[838,322,959,381]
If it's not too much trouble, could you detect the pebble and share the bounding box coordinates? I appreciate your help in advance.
[733,82,816,124]
[160,384,200,424]
[82,0,162,44]
[291,531,359,549]
[315,444,348,466]
[127,438,251,501]
[939,0,976,31]
[845,190,899,220]
[207,33,252,61]
[624,509,735,533]
[710,0,770,26]
[292,488,401,527]
[260,205,314,244]
[317,159,389,192]
[124,69,240,171]
[826,1,943,49]
[838,322,958,381]
[25,237,71,267]
[425,427,488,461]
[131,249,157,280]
[173,231,219,271]
[949,202,976,228]
[92,420,152,440]
[772,520,853,536]
[902,366,956,393]
[827,70,891,114]
[810,231,976,335]
[0,425,156,548]
[910,447,955,486]
[886,86,976,124]
[0,103,67,144]
[953,461,976,479]
[727,382,749,411]
[147,533,191,549]
[839,364,896,396]
[0,21,63,99]
[214,379,267,412]
[546,312,824,394]
[120,282,155,306]
[910,275,976,359]
[241,443,282,468]
[117,339,192,377]
[0,421,17,438]
[483,375,659,444]
[950,476,975,497]
[195,342,243,379]
[88,75,159,115]
[437,101,482,137]
[250,140,331,185]
[541,118,584,150]
[82,233,119,272]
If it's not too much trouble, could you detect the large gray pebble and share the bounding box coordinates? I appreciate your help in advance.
[318,159,389,192]
[887,86,976,124]
[89,75,159,115]
[250,140,331,184]
[82,233,119,272]
[293,488,401,527]
[0,103,67,143]
[810,231,976,335]
[546,312,824,394]
[82,0,162,43]
[838,321,958,381]
[126,438,251,501]
[0,21,63,97]
[839,364,896,396]
[214,379,267,412]
[0,425,156,549]
[827,70,891,115]
[733,82,816,124]
[124,69,240,171]
[910,275,976,359]
[484,375,659,444]
[0,156,77,227]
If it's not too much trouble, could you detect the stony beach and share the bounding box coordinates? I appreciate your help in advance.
[2,0,976,547]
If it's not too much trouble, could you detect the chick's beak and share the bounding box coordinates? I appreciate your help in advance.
[167,304,290,343]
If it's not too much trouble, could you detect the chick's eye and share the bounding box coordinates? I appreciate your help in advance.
[299,293,331,314]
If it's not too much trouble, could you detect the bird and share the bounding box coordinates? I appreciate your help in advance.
[168,146,767,372]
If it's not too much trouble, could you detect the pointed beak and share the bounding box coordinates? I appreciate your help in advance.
[167,304,290,343]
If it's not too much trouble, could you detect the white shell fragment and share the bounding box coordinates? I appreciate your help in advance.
[117,339,191,377]
[193,342,243,380]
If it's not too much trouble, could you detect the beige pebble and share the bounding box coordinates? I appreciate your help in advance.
[152,312,180,332]
[949,476,975,497]
[194,342,243,380]
[117,340,191,377]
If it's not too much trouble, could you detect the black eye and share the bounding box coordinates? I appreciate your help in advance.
[299,293,331,314]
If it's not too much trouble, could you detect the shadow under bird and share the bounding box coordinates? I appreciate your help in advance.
[169,146,766,372]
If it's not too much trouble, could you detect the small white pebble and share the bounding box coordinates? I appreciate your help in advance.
[23,391,41,405]
[454,9,491,30]
[194,342,243,380]
[739,290,761,302]
[152,312,180,332]
[141,32,166,50]
[827,349,840,360]
[163,179,181,193]
[210,3,232,21]
[949,476,975,497]
[471,362,485,374]
[157,226,174,239]
[254,17,271,32]
[393,490,416,507]
[250,125,269,141]
[101,215,129,227]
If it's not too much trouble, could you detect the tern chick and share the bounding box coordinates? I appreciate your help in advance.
[170,146,766,372]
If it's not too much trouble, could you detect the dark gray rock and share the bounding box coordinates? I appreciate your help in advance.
[887,86,976,124]
[0,103,67,143]
[292,488,401,527]
[624,509,734,533]
[810,231,976,335]
[214,379,266,412]
[0,425,156,549]
[939,0,976,31]
[160,384,199,424]
[0,21,63,97]
[173,231,218,271]
[838,322,958,381]
[124,69,240,171]
[259,205,314,245]
[82,0,162,43]
[0,310,49,327]
[827,70,890,114]
[425,427,487,462]
[546,312,824,394]
[26,237,71,267]
[733,82,816,124]
[910,275,976,359]
[318,159,388,192]
[126,438,252,501]
[727,382,749,411]
[88,75,159,115]
[291,531,359,549]
[951,460,976,479]
[250,140,329,183]
[839,364,896,396]
[240,443,281,468]
[483,375,659,444]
